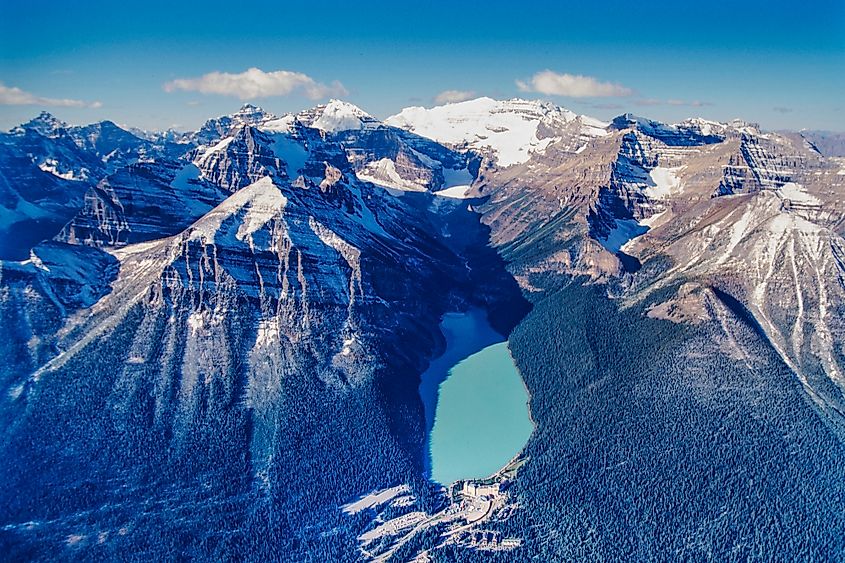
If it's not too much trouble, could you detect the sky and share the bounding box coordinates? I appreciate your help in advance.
[1,0,843,132]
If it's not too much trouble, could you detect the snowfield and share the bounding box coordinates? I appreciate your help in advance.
[386,97,607,167]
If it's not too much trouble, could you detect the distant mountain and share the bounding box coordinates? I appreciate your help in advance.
[799,129,845,157]
[1,98,844,562]
[386,96,609,167]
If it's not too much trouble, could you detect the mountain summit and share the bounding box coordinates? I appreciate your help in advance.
[386,96,609,166]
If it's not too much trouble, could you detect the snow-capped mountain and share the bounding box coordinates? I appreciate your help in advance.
[386,96,609,166]
[460,103,845,430]
[0,103,526,559]
[2,98,844,562]
[295,99,381,133]
[194,103,273,145]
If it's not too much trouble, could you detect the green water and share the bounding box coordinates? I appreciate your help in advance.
[427,338,533,485]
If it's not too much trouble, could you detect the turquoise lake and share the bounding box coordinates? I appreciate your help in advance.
[419,310,533,485]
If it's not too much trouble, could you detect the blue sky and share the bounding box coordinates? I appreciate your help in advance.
[1,0,843,131]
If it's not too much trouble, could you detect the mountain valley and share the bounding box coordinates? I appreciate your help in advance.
[1,96,844,561]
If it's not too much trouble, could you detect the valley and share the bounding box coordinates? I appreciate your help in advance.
[1,95,843,562]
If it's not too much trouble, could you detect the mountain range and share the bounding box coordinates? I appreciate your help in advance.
[1,96,844,561]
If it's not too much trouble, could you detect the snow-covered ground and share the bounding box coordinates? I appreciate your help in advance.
[386,97,607,167]
[644,166,683,199]
[342,485,411,515]
[271,135,310,178]
[258,114,296,133]
[778,182,821,206]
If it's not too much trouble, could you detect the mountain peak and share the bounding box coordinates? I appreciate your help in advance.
[235,103,268,116]
[16,111,68,137]
[231,103,274,123]
[609,113,726,146]
[194,104,276,145]
[385,96,602,166]
[324,99,370,114]
[186,176,287,246]
[297,99,376,133]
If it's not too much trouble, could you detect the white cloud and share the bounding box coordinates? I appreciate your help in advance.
[163,67,348,101]
[0,83,101,108]
[434,89,477,104]
[516,70,632,98]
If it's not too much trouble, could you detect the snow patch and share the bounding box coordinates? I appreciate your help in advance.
[640,210,668,229]
[28,249,49,271]
[342,485,411,514]
[359,512,427,543]
[259,114,296,133]
[188,177,286,245]
[271,135,309,178]
[435,185,472,199]
[254,318,280,348]
[187,311,206,334]
[38,159,83,181]
[235,178,288,242]
[644,166,683,199]
[356,158,427,192]
[309,217,361,267]
[778,182,821,206]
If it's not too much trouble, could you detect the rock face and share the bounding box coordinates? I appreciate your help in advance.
[56,160,225,247]
[1,98,844,561]
[192,125,285,191]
